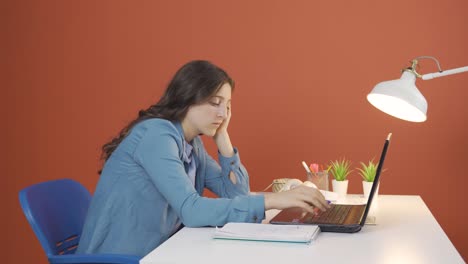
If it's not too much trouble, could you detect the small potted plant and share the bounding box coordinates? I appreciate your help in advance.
[357,159,380,199]
[329,158,352,197]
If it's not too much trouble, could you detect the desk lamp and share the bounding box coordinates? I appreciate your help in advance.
[367,56,468,122]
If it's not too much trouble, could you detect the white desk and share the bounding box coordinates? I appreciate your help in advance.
[140,195,464,264]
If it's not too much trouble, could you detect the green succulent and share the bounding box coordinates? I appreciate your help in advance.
[358,159,378,182]
[329,158,352,181]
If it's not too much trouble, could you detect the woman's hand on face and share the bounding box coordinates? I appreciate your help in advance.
[264,185,331,214]
[212,105,234,157]
[214,105,231,139]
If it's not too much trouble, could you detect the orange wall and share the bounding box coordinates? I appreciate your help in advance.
[4,1,468,262]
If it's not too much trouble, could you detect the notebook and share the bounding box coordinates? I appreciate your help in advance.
[270,133,392,233]
[213,222,320,244]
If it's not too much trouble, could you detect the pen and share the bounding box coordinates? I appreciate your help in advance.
[301,161,312,178]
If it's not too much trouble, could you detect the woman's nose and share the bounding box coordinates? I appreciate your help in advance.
[217,106,227,118]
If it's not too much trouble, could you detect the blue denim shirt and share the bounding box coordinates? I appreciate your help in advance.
[76,119,265,257]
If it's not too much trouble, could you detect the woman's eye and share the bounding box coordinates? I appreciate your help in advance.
[210,101,221,106]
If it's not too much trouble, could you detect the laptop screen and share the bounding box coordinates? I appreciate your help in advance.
[359,133,392,226]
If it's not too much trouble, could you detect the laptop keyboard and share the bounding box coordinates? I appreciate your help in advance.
[305,204,352,225]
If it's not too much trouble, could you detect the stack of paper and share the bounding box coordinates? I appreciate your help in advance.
[213,223,320,244]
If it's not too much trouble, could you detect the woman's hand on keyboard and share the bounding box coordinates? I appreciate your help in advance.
[264,185,331,214]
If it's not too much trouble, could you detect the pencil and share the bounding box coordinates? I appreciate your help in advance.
[301,161,312,178]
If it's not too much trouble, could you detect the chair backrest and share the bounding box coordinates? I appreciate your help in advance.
[19,179,91,257]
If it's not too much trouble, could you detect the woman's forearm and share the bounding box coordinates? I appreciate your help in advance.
[214,131,234,157]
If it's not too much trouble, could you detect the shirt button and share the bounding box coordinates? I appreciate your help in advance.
[230,161,235,165]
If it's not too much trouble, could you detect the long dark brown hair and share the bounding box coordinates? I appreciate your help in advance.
[100,60,234,165]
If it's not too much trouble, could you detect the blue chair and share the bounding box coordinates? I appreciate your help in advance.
[19,179,140,264]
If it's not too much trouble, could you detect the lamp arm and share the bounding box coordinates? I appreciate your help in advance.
[414,56,442,71]
[422,66,468,80]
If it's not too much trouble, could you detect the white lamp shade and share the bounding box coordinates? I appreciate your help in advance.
[367,71,428,122]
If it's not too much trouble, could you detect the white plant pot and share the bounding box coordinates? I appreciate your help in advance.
[362,181,380,199]
[332,179,348,197]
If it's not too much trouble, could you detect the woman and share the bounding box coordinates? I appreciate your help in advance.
[77,60,329,257]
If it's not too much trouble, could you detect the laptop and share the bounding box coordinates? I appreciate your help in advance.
[270,133,392,233]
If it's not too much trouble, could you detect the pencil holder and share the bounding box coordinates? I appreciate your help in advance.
[307,171,329,191]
